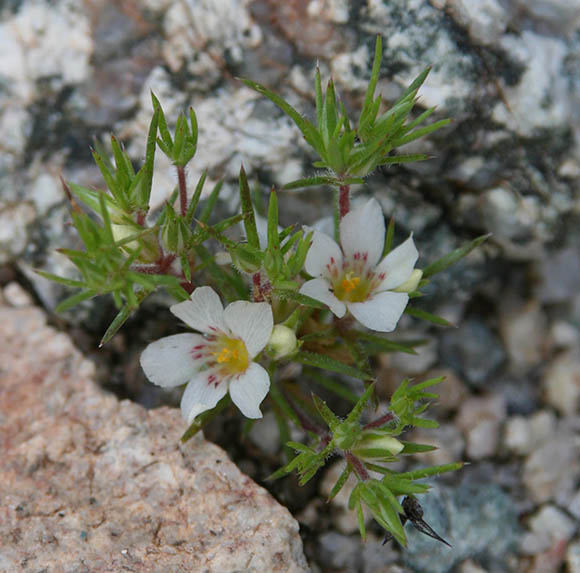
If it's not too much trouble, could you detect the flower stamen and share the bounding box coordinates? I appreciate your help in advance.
[341,272,360,293]
[211,337,250,375]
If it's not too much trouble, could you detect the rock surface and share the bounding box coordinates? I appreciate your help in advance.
[0,289,308,572]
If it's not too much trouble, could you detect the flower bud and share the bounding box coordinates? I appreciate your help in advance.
[266,325,298,359]
[161,216,191,254]
[112,224,159,263]
[394,269,423,293]
[230,244,262,274]
[351,430,404,461]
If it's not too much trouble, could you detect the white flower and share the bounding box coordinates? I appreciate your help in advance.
[140,286,274,422]
[299,197,419,332]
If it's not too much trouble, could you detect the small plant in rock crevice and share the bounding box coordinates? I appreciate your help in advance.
[41,36,487,547]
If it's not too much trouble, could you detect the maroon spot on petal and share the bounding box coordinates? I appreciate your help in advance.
[363,252,368,261]
[379,273,386,280]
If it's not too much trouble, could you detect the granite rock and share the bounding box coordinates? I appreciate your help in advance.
[522,418,580,505]
[0,292,307,572]
[403,484,520,573]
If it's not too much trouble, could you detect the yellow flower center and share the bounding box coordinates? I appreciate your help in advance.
[212,337,249,375]
[341,272,360,293]
[333,271,372,303]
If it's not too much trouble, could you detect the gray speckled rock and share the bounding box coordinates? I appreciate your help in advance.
[0,290,308,572]
[403,484,520,573]
[439,319,506,389]
[522,418,580,505]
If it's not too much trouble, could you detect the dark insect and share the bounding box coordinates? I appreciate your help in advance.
[383,495,452,547]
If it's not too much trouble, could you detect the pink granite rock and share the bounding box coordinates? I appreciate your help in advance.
[0,287,308,572]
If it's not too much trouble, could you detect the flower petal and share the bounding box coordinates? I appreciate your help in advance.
[340,198,385,267]
[170,286,227,334]
[300,278,346,318]
[304,228,343,279]
[229,362,270,418]
[180,370,228,424]
[140,333,205,387]
[223,300,274,357]
[375,235,419,291]
[347,291,409,332]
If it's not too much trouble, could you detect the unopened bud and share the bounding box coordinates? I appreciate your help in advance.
[112,224,159,263]
[230,244,262,274]
[394,269,423,293]
[352,430,404,461]
[161,216,190,254]
[266,325,298,359]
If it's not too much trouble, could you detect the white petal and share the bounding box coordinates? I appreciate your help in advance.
[375,235,419,291]
[347,291,409,332]
[180,371,228,424]
[304,228,343,278]
[300,278,346,318]
[223,301,274,357]
[140,333,204,388]
[229,362,270,419]
[170,286,227,334]
[340,198,385,267]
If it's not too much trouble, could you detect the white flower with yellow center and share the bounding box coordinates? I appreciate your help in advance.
[140,286,273,422]
[299,198,421,332]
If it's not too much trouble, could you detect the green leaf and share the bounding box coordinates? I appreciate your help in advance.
[306,370,359,403]
[181,395,232,443]
[312,394,341,431]
[185,170,207,225]
[360,35,382,123]
[282,175,364,190]
[99,304,133,346]
[328,465,352,500]
[357,331,425,355]
[151,92,173,151]
[197,180,223,225]
[346,382,375,424]
[267,190,280,250]
[397,462,465,481]
[240,78,324,153]
[410,376,445,393]
[383,216,395,257]
[396,118,450,147]
[239,166,260,249]
[404,306,454,327]
[136,104,160,208]
[55,290,96,313]
[35,270,84,288]
[273,289,326,309]
[322,78,338,146]
[378,153,429,166]
[399,441,438,455]
[295,351,372,381]
[423,234,490,278]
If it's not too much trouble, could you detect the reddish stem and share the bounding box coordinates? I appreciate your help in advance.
[346,452,370,481]
[177,165,187,217]
[252,273,263,302]
[363,412,395,430]
[339,184,350,219]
